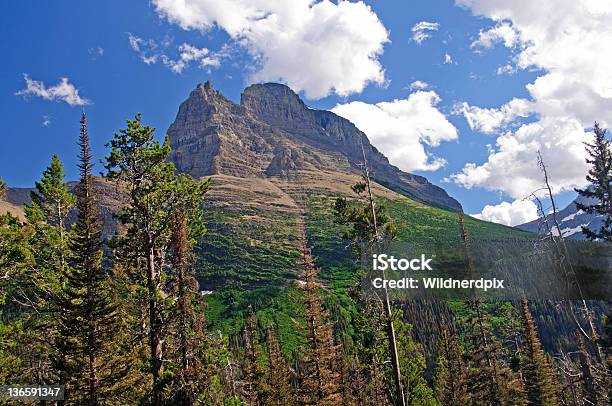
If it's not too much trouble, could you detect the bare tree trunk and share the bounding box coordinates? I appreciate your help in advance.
[538,151,603,362]
[360,142,406,406]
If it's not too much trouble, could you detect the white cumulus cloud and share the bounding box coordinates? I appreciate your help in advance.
[411,21,440,44]
[409,80,429,91]
[454,98,533,134]
[458,0,612,126]
[473,199,538,226]
[452,0,612,202]
[471,22,519,49]
[332,90,458,172]
[15,74,90,106]
[450,117,591,199]
[152,0,389,99]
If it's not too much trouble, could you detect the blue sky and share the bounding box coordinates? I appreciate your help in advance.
[2,1,610,226]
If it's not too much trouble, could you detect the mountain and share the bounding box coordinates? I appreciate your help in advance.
[168,81,461,211]
[517,194,604,239]
[164,82,530,332]
[2,179,127,239]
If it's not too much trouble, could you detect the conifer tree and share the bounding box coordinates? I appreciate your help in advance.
[265,324,294,405]
[434,326,469,406]
[54,112,128,404]
[575,122,612,241]
[0,211,35,383]
[167,210,210,404]
[25,154,74,285]
[102,113,210,404]
[0,177,6,197]
[459,211,524,405]
[18,154,75,386]
[464,299,525,405]
[518,299,559,405]
[241,305,269,405]
[347,354,367,406]
[367,355,391,406]
[332,148,405,406]
[26,154,74,231]
[298,236,342,406]
[394,315,436,406]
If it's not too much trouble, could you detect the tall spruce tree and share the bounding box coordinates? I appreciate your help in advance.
[0,210,35,383]
[55,112,128,404]
[298,236,342,406]
[434,326,469,405]
[518,299,559,405]
[574,122,612,241]
[25,154,74,286]
[241,305,269,405]
[167,210,210,404]
[102,113,210,404]
[265,324,294,405]
[21,154,74,386]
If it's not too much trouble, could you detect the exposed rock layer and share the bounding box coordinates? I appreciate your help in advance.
[168,82,461,211]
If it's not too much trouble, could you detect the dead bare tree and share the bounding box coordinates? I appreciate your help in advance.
[359,140,406,406]
[534,151,603,362]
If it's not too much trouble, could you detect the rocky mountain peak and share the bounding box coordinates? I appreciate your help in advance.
[241,83,309,124]
[167,81,462,211]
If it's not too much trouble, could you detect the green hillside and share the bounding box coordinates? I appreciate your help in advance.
[197,186,532,351]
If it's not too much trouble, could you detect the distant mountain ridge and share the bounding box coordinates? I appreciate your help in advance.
[168,81,461,211]
[517,194,604,239]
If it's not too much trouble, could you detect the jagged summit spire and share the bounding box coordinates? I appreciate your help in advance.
[197,80,213,92]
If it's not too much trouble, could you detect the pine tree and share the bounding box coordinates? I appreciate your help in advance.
[25,154,74,286]
[0,177,6,197]
[167,210,210,404]
[241,305,269,405]
[102,113,210,404]
[518,299,559,405]
[26,154,74,230]
[265,324,295,405]
[298,236,342,406]
[394,315,436,406]
[434,326,469,405]
[460,211,524,405]
[54,112,128,404]
[465,299,525,405]
[574,122,612,241]
[0,211,35,383]
[18,154,75,386]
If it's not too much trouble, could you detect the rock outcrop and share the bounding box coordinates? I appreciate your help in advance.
[168,81,461,211]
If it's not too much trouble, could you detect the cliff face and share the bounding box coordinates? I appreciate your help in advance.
[168,82,461,211]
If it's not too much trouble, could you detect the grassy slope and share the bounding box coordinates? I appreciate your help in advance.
[197,180,532,352]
